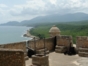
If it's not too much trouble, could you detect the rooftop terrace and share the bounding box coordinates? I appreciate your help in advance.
[26,52,80,66]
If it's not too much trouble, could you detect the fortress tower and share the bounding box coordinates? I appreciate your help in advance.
[49,25,61,37]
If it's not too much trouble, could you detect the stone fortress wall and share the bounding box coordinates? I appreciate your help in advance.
[0,36,88,54]
[0,35,73,52]
[0,35,88,66]
[0,35,73,66]
[28,37,55,51]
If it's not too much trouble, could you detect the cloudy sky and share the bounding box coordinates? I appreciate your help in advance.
[0,0,88,24]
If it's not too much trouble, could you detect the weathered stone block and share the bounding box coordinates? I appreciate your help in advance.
[78,52,88,57]
[32,55,49,66]
[0,49,25,66]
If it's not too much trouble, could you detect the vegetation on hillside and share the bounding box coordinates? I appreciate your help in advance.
[30,21,88,43]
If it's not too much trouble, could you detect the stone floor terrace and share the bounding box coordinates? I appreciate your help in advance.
[26,52,80,66]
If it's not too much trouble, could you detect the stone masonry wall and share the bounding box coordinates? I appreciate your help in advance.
[0,36,73,53]
[0,41,26,52]
[0,49,25,66]
[76,36,88,48]
[28,37,55,51]
[56,35,73,47]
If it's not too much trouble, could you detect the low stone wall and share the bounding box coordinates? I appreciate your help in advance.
[0,49,25,66]
[0,41,26,52]
[28,37,55,51]
[76,36,88,48]
[56,35,73,47]
[0,37,55,54]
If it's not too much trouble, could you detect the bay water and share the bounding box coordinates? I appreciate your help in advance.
[0,26,32,44]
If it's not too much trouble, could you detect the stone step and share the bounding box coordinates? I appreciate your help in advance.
[24,52,27,57]
[36,50,49,55]
[78,52,88,57]
[25,56,29,60]
[36,48,48,52]
[36,48,49,55]
[55,49,63,53]
[55,45,66,53]
[78,48,88,52]
[55,45,64,49]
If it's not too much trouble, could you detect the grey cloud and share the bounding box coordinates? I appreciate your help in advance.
[9,0,88,17]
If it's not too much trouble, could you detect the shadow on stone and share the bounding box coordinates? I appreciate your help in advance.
[27,47,36,58]
[64,47,77,56]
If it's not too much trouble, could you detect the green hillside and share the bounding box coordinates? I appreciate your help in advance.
[30,21,88,43]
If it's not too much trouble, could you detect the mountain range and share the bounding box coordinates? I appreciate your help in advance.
[0,12,88,26]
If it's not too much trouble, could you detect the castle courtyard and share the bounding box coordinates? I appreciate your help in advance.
[26,52,80,66]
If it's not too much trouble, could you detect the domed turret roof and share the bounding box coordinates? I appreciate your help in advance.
[49,25,60,33]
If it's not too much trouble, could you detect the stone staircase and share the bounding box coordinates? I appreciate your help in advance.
[55,45,65,53]
[24,52,29,60]
[36,48,49,55]
[78,48,88,57]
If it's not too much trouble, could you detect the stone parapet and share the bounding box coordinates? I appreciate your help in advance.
[0,49,25,66]
[55,45,65,53]
[56,35,73,47]
[28,37,55,51]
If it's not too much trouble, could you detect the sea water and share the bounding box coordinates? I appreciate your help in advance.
[0,26,32,44]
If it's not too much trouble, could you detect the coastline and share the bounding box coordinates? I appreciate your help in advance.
[23,27,39,39]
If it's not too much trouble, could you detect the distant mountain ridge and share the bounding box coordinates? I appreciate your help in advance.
[0,21,20,26]
[1,12,88,26]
